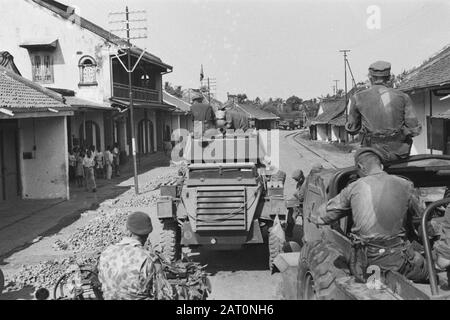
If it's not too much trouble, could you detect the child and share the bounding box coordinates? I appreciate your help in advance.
[75,149,85,188]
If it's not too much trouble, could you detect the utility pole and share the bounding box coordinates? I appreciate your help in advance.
[340,49,351,142]
[109,7,148,195]
[333,79,340,96]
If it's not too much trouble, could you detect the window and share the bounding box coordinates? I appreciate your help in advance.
[31,53,54,84]
[140,74,150,88]
[78,56,97,85]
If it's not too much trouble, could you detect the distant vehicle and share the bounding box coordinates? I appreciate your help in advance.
[278,119,296,130]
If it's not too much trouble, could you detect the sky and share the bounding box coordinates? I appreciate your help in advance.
[68,0,450,101]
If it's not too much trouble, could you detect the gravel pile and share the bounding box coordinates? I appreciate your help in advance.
[4,167,181,293]
[4,253,98,293]
[53,208,130,253]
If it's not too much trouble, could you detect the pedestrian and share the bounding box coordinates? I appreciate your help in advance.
[97,211,160,300]
[104,146,113,180]
[345,61,422,162]
[68,149,76,182]
[314,148,428,282]
[112,143,120,177]
[75,149,85,188]
[95,146,105,179]
[83,149,97,192]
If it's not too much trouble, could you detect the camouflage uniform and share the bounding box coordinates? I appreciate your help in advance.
[98,237,156,300]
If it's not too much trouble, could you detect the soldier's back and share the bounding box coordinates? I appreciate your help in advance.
[353,85,409,132]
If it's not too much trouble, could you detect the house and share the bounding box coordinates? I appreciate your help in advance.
[310,98,347,142]
[162,90,193,137]
[1,0,174,159]
[398,45,450,155]
[225,96,279,129]
[0,65,72,202]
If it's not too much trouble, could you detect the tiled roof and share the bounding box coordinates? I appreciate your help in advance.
[233,102,279,120]
[0,65,67,110]
[328,112,346,126]
[312,98,346,125]
[32,0,172,71]
[398,45,450,92]
[163,91,191,114]
[0,51,21,75]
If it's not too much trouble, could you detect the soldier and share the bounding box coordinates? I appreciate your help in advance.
[345,61,422,162]
[97,211,160,300]
[291,169,305,200]
[190,92,216,131]
[314,148,428,282]
[296,163,324,203]
[225,108,249,131]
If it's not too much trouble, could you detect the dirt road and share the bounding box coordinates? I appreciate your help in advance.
[1,130,353,300]
[195,130,354,300]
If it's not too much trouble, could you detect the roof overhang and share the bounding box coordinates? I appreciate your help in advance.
[0,109,73,119]
[20,39,58,51]
[65,96,113,111]
[110,98,175,112]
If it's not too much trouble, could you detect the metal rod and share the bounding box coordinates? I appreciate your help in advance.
[109,19,147,24]
[430,89,433,155]
[340,49,350,141]
[126,6,139,195]
[421,198,450,296]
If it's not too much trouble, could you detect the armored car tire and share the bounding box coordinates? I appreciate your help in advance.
[268,227,284,272]
[0,268,4,295]
[297,241,347,300]
[160,220,182,262]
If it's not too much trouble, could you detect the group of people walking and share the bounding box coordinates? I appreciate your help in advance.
[68,143,121,192]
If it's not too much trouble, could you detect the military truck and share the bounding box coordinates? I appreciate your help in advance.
[156,128,289,269]
[278,119,296,130]
[276,155,450,300]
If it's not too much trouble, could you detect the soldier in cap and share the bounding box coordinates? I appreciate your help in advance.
[296,163,324,203]
[98,211,160,300]
[346,61,422,162]
[314,148,428,282]
[190,91,216,131]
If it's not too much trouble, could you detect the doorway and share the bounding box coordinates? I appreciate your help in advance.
[0,120,20,202]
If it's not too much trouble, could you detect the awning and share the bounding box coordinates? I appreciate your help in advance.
[65,96,113,111]
[433,109,450,119]
[110,98,176,112]
[20,39,58,51]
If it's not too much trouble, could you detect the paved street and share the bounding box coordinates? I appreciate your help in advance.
[0,130,355,300]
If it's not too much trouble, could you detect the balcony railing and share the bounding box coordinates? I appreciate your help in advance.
[112,82,160,103]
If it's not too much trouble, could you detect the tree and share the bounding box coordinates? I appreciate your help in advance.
[286,95,303,111]
[254,97,262,106]
[164,82,183,98]
[237,93,248,103]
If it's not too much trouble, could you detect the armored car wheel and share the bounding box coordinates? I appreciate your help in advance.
[268,227,284,272]
[297,241,348,300]
[160,220,182,262]
[0,268,4,295]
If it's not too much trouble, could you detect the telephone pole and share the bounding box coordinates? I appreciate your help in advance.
[339,50,350,122]
[109,7,148,195]
[333,79,340,95]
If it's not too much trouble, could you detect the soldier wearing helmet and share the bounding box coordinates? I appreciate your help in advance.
[97,212,160,300]
[346,61,422,162]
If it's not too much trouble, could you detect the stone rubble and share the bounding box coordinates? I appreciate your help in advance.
[4,168,179,294]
